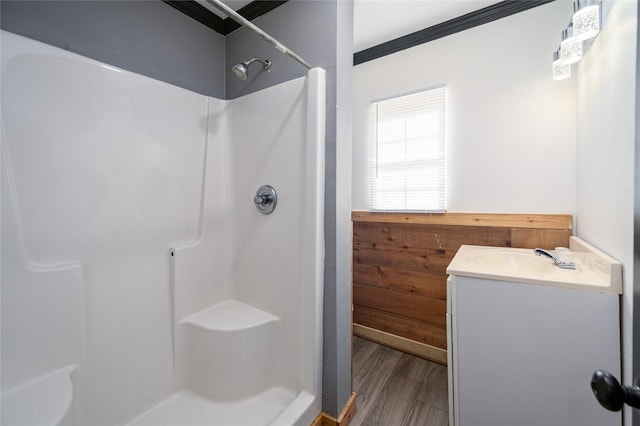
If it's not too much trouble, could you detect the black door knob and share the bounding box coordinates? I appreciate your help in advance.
[591,370,640,411]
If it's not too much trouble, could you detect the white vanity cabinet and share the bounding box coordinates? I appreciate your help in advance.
[446,238,622,426]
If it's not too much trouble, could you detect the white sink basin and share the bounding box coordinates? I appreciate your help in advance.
[469,249,559,276]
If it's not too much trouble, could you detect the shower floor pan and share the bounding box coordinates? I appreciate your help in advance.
[126,387,296,426]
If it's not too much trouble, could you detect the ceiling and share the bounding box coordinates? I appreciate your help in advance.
[353,0,502,52]
[201,0,503,52]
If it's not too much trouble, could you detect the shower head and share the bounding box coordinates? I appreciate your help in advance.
[232,57,271,80]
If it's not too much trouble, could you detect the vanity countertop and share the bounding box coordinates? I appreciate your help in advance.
[446,237,622,294]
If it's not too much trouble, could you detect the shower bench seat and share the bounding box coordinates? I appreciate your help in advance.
[177,300,285,402]
[124,300,295,425]
[180,300,279,331]
[1,365,76,426]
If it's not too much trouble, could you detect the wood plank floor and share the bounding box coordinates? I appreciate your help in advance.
[351,336,449,426]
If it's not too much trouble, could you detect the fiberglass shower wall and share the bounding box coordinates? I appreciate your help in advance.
[1,30,324,426]
[170,68,325,423]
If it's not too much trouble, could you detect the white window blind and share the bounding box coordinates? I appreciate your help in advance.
[369,86,446,211]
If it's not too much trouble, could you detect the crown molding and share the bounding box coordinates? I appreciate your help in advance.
[354,0,556,65]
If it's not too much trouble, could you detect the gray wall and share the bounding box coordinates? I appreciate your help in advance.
[225,1,336,98]
[1,0,354,418]
[1,1,226,97]
[333,0,354,416]
[226,0,354,416]
[634,2,640,425]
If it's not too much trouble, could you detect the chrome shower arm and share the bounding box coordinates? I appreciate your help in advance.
[203,0,313,70]
[245,58,272,69]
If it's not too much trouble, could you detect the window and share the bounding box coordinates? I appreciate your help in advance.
[369,86,446,211]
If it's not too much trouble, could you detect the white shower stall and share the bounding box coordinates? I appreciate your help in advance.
[1,30,325,426]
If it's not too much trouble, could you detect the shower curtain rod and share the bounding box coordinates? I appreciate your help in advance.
[203,0,313,70]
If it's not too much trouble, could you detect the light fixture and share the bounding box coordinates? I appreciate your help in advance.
[560,23,582,64]
[573,0,601,41]
[552,0,602,81]
[552,50,571,81]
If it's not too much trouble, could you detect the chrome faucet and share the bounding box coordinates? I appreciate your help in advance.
[534,248,576,269]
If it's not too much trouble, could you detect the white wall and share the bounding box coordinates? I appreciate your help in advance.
[352,1,576,213]
[575,1,637,422]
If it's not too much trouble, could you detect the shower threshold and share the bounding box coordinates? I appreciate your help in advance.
[126,387,296,426]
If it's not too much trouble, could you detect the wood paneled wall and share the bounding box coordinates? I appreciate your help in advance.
[352,212,573,364]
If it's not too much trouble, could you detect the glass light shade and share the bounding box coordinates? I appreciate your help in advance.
[573,4,600,41]
[552,51,571,81]
[560,25,582,64]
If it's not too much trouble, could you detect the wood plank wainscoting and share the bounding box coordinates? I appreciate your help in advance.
[352,212,573,365]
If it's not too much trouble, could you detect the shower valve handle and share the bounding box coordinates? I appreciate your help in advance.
[254,194,272,205]
[253,185,277,215]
